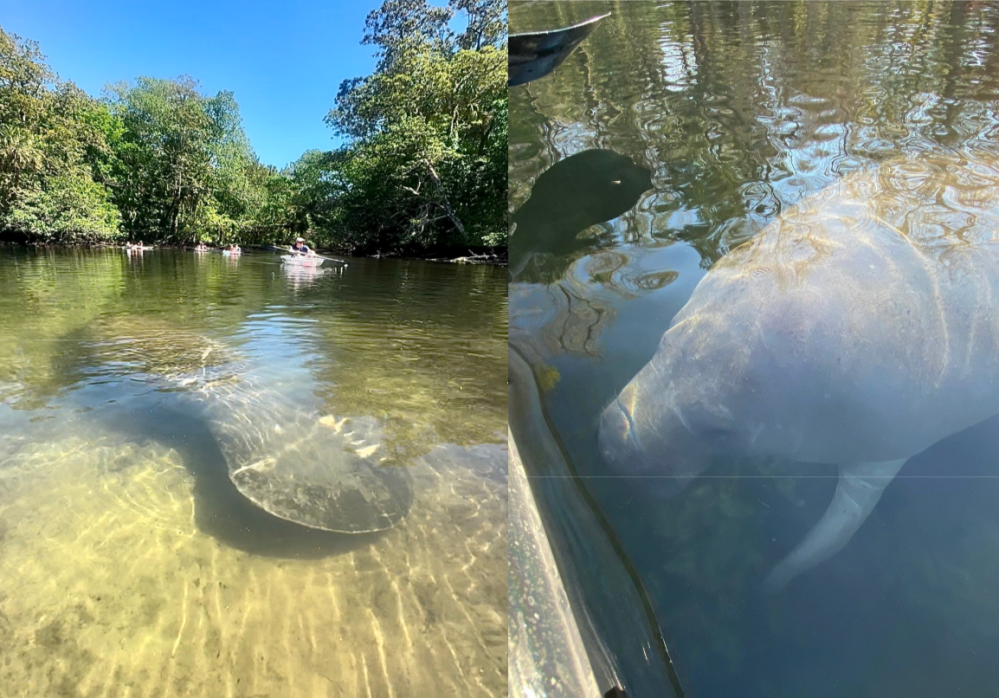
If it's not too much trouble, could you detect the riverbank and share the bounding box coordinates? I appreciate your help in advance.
[0,238,507,266]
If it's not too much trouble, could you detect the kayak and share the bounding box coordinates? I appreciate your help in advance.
[223,250,241,256]
[509,14,610,87]
[124,245,154,251]
[281,254,324,268]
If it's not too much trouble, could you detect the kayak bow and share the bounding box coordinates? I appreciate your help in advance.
[509,14,610,87]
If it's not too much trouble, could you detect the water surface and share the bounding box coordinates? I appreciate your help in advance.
[510,2,999,697]
[0,247,508,696]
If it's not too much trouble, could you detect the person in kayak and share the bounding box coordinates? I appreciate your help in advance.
[289,237,315,256]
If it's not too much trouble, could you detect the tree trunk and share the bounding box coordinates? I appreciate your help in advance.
[423,159,467,239]
[170,175,182,239]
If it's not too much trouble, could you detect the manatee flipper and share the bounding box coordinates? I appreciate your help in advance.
[764,458,907,593]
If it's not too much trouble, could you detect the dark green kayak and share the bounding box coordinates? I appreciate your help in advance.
[508,14,610,87]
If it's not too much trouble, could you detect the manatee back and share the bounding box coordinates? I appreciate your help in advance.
[82,315,241,387]
[674,154,999,460]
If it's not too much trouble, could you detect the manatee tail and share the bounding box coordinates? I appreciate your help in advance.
[764,458,907,593]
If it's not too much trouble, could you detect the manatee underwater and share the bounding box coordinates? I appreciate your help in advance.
[598,153,999,592]
[81,317,413,534]
[510,149,653,280]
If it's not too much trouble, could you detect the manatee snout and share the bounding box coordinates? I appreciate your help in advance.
[598,396,643,470]
[598,385,695,498]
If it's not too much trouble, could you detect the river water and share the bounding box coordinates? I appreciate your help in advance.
[510,2,999,697]
[0,247,507,697]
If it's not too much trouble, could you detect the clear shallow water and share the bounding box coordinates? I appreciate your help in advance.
[0,247,507,696]
[510,2,999,697]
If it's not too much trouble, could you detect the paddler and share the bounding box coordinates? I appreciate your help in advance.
[289,237,315,256]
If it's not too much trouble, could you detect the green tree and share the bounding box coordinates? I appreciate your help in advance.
[0,28,121,240]
[0,1,508,255]
[318,0,508,253]
[451,0,507,50]
[362,0,455,69]
[107,76,262,243]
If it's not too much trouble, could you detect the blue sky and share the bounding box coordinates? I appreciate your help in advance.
[3,0,388,168]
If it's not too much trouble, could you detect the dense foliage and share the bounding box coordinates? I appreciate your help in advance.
[0,0,507,254]
[0,32,121,240]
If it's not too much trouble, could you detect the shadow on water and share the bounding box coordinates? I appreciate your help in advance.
[510,148,653,282]
[89,394,385,560]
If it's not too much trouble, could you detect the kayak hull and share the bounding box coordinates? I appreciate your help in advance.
[509,14,609,87]
[282,254,325,268]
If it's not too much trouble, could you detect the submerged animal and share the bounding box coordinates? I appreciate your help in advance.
[598,153,999,591]
[83,319,412,533]
[511,149,653,280]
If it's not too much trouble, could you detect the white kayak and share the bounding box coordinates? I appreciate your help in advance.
[281,254,324,268]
